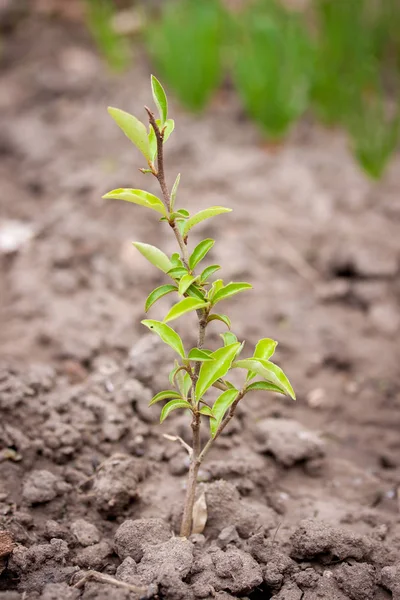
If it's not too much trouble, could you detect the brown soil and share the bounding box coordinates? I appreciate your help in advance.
[1,11,400,600]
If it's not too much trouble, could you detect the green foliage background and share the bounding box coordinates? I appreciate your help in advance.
[85,0,400,179]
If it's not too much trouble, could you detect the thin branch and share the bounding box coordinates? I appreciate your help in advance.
[145,106,171,211]
[198,390,245,462]
[163,433,193,457]
[73,570,156,598]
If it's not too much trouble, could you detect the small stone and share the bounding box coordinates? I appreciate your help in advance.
[114,518,172,561]
[74,541,112,570]
[70,520,101,547]
[22,470,68,505]
[0,531,14,558]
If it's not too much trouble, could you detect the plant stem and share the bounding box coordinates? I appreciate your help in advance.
[146,108,209,537]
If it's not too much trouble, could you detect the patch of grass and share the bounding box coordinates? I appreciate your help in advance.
[145,0,224,112]
[230,0,314,140]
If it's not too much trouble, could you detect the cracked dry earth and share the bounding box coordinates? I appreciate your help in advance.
[1,12,400,600]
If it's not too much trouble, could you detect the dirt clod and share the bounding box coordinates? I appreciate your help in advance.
[74,541,112,569]
[70,519,101,547]
[290,520,369,562]
[92,454,146,516]
[333,562,377,600]
[255,418,324,467]
[22,470,68,504]
[381,563,400,599]
[114,518,172,561]
[40,582,80,600]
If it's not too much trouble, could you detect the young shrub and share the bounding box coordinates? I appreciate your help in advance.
[145,0,223,112]
[312,0,378,126]
[104,76,295,537]
[346,86,400,180]
[84,0,131,72]
[230,0,314,141]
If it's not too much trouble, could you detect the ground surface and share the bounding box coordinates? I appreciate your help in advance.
[0,12,400,600]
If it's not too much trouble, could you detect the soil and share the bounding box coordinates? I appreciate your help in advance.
[1,10,400,600]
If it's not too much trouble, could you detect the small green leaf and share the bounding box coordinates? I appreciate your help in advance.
[103,188,167,217]
[244,381,285,395]
[207,314,231,329]
[178,274,198,296]
[233,358,295,400]
[220,332,238,346]
[247,338,278,381]
[212,282,252,305]
[174,366,192,398]
[167,266,188,280]
[108,107,151,161]
[188,348,216,362]
[171,173,180,211]
[145,284,178,312]
[160,399,192,423]
[162,118,174,143]
[196,343,241,401]
[177,209,190,217]
[183,207,232,237]
[142,319,185,358]
[200,264,221,283]
[199,405,214,417]
[151,74,168,125]
[149,390,182,406]
[210,388,239,438]
[170,253,183,267]
[208,279,224,300]
[133,242,172,273]
[186,284,206,301]
[163,298,209,323]
[189,239,215,271]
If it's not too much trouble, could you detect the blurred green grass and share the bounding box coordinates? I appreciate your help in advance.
[83,0,400,179]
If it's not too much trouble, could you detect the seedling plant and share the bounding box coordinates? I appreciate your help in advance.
[104,76,295,537]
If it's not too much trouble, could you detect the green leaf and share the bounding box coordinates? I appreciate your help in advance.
[171,173,180,211]
[189,239,215,271]
[163,298,209,323]
[163,118,175,143]
[247,337,278,380]
[177,209,190,217]
[151,74,168,124]
[188,348,216,362]
[199,405,214,417]
[195,342,241,401]
[174,366,192,398]
[220,332,238,346]
[182,207,232,237]
[108,107,151,161]
[103,188,167,217]
[133,242,172,273]
[186,284,206,301]
[254,338,278,361]
[178,274,198,296]
[167,266,188,280]
[212,282,252,305]
[244,381,286,395]
[149,390,182,406]
[145,284,178,312]
[233,358,295,400]
[210,388,239,437]
[160,399,192,423]
[208,279,224,300]
[200,264,221,283]
[142,319,185,358]
[170,253,183,267]
[207,314,231,329]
